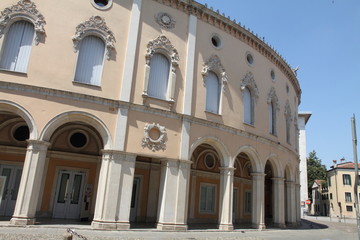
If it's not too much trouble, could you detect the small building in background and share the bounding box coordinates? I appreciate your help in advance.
[309,179,329,216]
[327,160,360,219]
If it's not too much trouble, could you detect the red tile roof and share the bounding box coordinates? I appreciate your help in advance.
[333,161,360,169]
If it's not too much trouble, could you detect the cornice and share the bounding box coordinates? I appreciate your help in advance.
[151,0,301,102]
[0,81,298,157]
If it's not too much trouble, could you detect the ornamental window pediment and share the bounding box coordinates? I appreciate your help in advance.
[0,0,46,45]
[72,16,116,60]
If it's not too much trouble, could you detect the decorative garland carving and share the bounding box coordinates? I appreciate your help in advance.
[267,87,280,111]
[240,72,259,102]
[72,16,116,60]
[155,12,176,29]
[202,55,228,91]
[146,35,179,70]
[0,0,46,45]
[141,123,167,152]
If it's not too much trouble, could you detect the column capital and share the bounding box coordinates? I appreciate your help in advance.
[101,149,136,163]
[271,177,285,182]
[219,167,235,175]
[26,139,50,151]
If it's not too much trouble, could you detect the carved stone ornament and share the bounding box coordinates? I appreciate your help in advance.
[72,16,116,60]
[240,72,259,101]
[284,101,292,122]
[202,55,228,91]
[267,87,280,110]
[146,35,179,70]
[0,0,46,45]
[141,123,167,152]
[155,12,176,29]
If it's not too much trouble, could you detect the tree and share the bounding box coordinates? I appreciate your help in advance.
[307,150,327,199]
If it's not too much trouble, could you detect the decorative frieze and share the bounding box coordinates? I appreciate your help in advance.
[72,16,116,60]
[0,0,46,45]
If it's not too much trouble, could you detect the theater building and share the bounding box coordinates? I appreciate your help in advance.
[0,0,302,231]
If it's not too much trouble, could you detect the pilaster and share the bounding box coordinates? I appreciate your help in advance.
[92,150,136,230]
[285,181,296,226]
[10,140,50,225]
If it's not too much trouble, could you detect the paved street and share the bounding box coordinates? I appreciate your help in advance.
[0,217,357,240]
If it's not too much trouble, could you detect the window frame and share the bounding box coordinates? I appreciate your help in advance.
[205,71,221,114]
[73,35,106,86]
[345,192,352,202]
[199,183,217,214]
[343,174,352,186]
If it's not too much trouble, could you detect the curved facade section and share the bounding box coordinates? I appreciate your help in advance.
[0,0,301,231]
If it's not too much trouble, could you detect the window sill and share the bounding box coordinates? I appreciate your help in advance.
[0,68,27,76]
[142,93,175,109]
[243,122,255,128]
[73,81,101,89]
[205,110,221,116]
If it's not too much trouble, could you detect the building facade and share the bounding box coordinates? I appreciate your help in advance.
[327,161,360,219]
[0,0,303,231]
[309,179,329,216]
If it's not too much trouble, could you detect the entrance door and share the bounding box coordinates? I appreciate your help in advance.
[53,170,85,219]
[130,177,140,222]
[0,165,22,216]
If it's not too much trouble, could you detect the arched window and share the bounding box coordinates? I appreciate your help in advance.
[147,53,170,99]
[269,101,276,134]
[0,21,34,73]
[205,72,220,114]
[285,101,292,144]
[74,36,105,86]
[243,87,253,124]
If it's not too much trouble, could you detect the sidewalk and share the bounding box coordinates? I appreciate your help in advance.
[302,215,357,224]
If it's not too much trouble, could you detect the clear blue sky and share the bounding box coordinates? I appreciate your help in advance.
[196,0,360,168]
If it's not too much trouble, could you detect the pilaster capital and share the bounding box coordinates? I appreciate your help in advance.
[250,172,266,181]
[271,177,285,182]
[101,149,136,163]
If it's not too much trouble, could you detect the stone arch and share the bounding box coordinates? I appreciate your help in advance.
[264,153,282,178]
[233,145,262,173]
[39,111,112,149]
[284,163,295,182]
[0,100,38,139]
[189,136,230,167]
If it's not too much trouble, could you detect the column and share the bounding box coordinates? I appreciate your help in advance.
[10,140,50,225]
[295,183,301,223]
[156,159,191,231]
[146,163,161,223]
[218,167,234,230]
[251,173,266,230]
[272,178,285,228]
[285,181,296,226]
[92,150,136,230]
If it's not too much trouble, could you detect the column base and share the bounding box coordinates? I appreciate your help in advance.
[10,216,35,225]
[156,222,187,231]
[218,224,234,231]
[252,223,266,230]
[273,222,286,228]
[92,220,130,230]
[286,222,299,228]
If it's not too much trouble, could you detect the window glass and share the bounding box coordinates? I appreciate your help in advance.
[244,191,252,213]
[0,21,34,73]
[343,174,351,185]
[205,72,220,114]
[243,87,253,124]
[199,184,215,213]
[147,53,170,99]
[345,192,352,202]
[74,36,105,85]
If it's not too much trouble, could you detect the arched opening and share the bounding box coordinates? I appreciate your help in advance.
[188,144,221,229]
[0,111,30,218]
[264,161,274,225]
[129,156,161,228]
[233,153,253,228]
[38,122,103,223]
